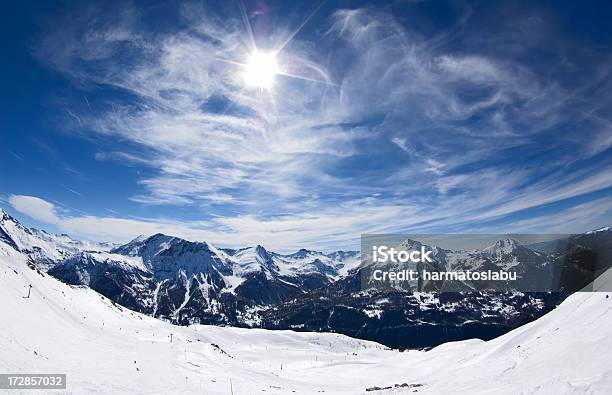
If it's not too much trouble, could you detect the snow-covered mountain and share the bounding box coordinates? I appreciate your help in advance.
[362,237,552,293]
[48,232,360,326]
[2,235,611,394]
[265,234,612,348]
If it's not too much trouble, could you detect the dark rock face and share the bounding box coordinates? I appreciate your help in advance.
[259,269,565,349]
[48,253,157,314]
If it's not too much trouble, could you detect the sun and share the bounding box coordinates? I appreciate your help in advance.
[242,51,280,91]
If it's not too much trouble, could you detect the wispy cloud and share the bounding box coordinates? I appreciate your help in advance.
[25,2,612,249]
[9,191,612,253]
[8,194,415,251]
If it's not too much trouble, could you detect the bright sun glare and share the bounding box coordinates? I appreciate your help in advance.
[243,51,280,91]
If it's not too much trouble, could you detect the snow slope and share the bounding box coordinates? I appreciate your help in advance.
[0,244,391,394]
[1,241,612,394]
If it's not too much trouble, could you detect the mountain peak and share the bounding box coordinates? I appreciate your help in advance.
[149,232,174,240]
[494,238,521,247]
[255,244,268,254]
[398,238,426,250]
[483,238,523,256]
[290,248,316,258]
[130,234,149,243]
[0,208,15,223]
[141,233,183,247]
[293,247,327,256]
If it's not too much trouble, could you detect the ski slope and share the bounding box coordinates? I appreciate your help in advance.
[1,242,611,394]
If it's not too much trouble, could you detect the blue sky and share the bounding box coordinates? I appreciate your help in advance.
[1,0,611,252]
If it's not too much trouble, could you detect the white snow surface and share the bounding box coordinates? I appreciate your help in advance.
[2,240,612,394]
[80,251,148,272]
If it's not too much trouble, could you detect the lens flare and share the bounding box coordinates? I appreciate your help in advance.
[242,51,280,91]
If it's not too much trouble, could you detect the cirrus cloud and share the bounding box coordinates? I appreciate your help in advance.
[23,2,612,250]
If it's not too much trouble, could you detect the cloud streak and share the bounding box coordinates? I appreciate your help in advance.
[24,2,612,249]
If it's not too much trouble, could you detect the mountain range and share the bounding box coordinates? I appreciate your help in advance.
[1,208,609,348]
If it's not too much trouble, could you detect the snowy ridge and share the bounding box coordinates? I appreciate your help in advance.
[81,251,148,271]
[0,209,111,267]
[586,226,612,234]
[0,209,360,283]
[112,233,359,283]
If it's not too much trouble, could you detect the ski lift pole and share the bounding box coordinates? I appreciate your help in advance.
[23,284,32,299]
